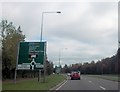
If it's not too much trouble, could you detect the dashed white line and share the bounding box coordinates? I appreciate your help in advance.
[89,81,92,83]
[100,86,106,90]
[56,80,68,90]
[81,76,82,79]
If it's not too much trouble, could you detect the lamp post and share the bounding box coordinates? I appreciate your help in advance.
[40,11,61,42]
[59,48,67,67]
[40,11,61,82]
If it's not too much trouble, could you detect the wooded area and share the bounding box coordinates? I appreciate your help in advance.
[62,49,119,74]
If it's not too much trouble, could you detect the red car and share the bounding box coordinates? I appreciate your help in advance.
[70,71,81,80]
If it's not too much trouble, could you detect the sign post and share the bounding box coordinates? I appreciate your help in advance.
[15,42,46,82]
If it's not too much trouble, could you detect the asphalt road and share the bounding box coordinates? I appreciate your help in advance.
[56,75,118,91]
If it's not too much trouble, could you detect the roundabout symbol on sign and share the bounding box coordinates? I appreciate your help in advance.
[30,58,36,70]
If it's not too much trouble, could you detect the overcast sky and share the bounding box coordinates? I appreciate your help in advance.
[2,1,118,66]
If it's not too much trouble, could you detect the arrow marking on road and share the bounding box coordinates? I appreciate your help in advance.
[100,86,106,90]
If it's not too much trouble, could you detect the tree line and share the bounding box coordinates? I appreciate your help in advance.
[1,20,53,80]
[62,49,119,74]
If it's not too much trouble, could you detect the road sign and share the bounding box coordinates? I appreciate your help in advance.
[17,42,46,70]
[55,66,61,74]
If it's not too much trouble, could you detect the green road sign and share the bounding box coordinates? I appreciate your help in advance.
[17,42,46,70]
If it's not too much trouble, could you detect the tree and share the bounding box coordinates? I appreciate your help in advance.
[46,60,54,75]
[0,20,25,79]
[62,64,69,73]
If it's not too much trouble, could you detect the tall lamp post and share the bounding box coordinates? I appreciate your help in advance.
[40,11,61,82]
[59,48,67,67]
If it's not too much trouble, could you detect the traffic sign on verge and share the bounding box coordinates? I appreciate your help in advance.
[17,42,46,70]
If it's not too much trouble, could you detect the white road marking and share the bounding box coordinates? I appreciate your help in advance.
[100,86,106,90]
[89,81,92,83]
[56,80,68,90]
[81,76,82,79]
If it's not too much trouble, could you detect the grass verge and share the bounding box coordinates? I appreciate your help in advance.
[2,74,66,90]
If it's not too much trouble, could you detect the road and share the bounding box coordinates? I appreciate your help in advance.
[55,75,118,91]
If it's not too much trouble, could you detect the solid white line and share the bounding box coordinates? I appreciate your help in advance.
[56,80,68,90]
[100,86,106,90]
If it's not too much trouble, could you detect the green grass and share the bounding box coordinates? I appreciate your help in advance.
[87,74,119,82]
[2,74,66,90]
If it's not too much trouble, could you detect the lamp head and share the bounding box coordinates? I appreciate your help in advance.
[57,11,61,13]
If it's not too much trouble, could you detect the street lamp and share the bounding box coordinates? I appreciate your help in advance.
[59,48,67,67]
[40,11,61,42]
[40,11,61,82]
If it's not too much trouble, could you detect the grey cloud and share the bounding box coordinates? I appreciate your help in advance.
[90,2,117,16]
[2,2,118,66]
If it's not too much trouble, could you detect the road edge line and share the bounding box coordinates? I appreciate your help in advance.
[55,80,67,90]
[49,79,67,90]
[99,86,106,90]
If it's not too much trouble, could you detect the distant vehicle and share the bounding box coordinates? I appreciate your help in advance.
[67,73,71,76]
[70,71,81,80]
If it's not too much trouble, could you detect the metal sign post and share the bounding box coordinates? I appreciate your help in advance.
[43,53,46,83]
[14,43,20,84]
